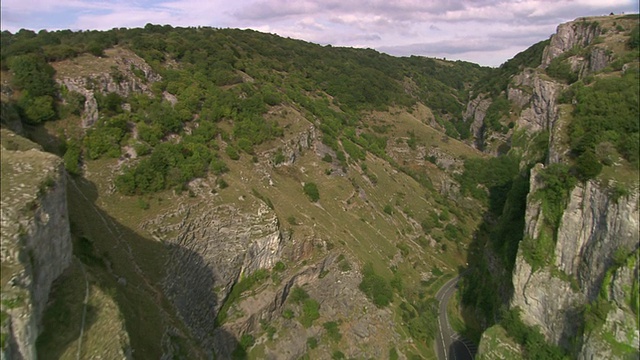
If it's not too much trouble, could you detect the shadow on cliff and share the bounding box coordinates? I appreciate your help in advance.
[456,170,531,343]
[39,175,240,359]
[448,338,476,360]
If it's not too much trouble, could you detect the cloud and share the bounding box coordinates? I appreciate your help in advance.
[379,38,506,57]
[1,0,638,66]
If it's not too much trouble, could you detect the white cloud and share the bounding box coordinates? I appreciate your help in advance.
[1,0,638,65]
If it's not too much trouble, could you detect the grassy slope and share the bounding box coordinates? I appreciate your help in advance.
[40,100,484,357]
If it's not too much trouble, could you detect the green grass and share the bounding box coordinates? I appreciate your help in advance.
[53,89,485,359]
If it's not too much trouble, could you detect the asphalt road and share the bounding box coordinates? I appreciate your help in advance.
[435,276,476,360]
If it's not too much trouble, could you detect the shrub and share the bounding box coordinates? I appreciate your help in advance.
[303,182,320,202]
[300,299,320,328]
[283,309,294,319]
[307,337,318,349]
[290,286,309,303]
[274,149,286,165]
[63,141,82,176]
[338,259,352,272]
[274,261,286,272]
[359,263,393,307]
[574,150,603,181]
[232,334,255,360]
[332,351,346,360]
[323,321,342,342]
[137,198,150,210]
[225,145,240,160]
[210,157,229,175]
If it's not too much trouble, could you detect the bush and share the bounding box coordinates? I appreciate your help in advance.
[547,56,578,83]
[300,298,320,328]
[323,321,342,342]
[574,150,603,181]
[500,309,567,359]
[210,157,229,175]
[232,334,255,360]
[290,286,309,303]
[536,163,576,229]
[359,263,393,307]
[282,309,294,319]
[274,261,286,272]
[306,337,318,349]
[274,149,286,165]
[63,141,82,175]
[225,145,240,160]
[332,351,346,360]
[303,182,320,202]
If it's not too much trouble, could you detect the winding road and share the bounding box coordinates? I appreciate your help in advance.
[435,275,476,360]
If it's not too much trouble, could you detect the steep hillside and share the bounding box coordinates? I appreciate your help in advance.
[0,13,637,360]
[0,24,491,359]
[460,14,639,360]
[0,129,72,359]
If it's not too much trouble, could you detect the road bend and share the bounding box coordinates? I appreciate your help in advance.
[434,275,475,360]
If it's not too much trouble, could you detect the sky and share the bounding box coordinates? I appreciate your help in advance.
[1,0,638,67]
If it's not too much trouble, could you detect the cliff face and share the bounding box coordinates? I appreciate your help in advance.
[143,201,285,354]
[510,155,639,355]
[0,130,72,359]
[53,47,161,127]
[541,21,602,68]
[509,69,564,135]
[476,15,640,358]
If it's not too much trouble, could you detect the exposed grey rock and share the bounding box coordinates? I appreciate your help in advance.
[0,132,72,360]
[513,162,639,350]
[579,258,640,360]
[464,94,492,147]
[513,70,564,134]
[143,201,284,354]
[510,251,584,346]
[587,47,610,74]
[555,182,639,300]
[56,51,161,128]
[541,21,601,68]
[272,125,316,166]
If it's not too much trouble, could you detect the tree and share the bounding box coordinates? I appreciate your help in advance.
[9,54,56,97]
[359,263,393,307]
[20,95,56,123]
[303,182,320,202]
[575,150,602,181]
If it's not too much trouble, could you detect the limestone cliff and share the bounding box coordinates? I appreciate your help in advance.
[540,20,602,68]
[510,163,639,355]
[0,130,72,359]
[53,47,161,127]
[475,15,639,358]
[143,201,285,354]
[509,69,564,135]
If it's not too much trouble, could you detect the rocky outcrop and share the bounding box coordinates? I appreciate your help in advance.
[579,254,639,360]
[0,130,72,359]
[55,48,161,127]
[510,69,564,134]
[464,94,492,147]
[476,325,524,360]
[511,161,639,351]
[216,254,401,359]
[144,202,285,353]
[272,124,317,167]
[554,182,639,300]
[541,21,601,68]
[510,252,584,346]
